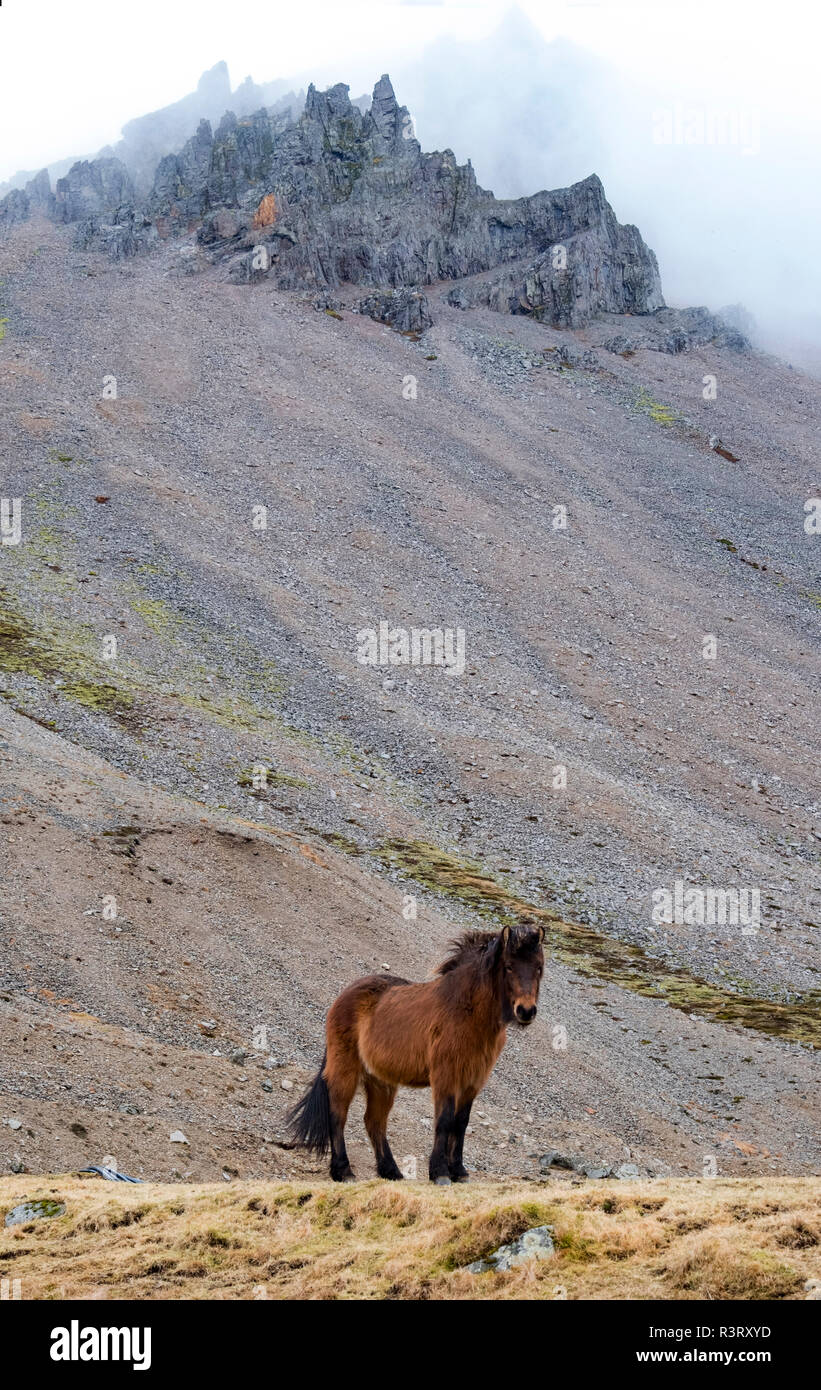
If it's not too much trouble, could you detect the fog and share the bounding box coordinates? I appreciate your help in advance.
[390,7,821,373]
[2,0,819,370]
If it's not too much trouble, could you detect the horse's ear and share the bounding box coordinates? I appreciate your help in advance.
[538,923,546,943]
[500,924,511,951]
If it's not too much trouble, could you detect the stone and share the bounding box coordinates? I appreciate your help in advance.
[367,74,413,148]
[581,1163,613,1180]
[539,1151,575,1171]
[5,1199,65,1226]
[227,248,275,284]
[615,1163,641,1180]
[603,334,639,356]
[72,210,157,261]
[252,193,277,229]
[169,1129,189,1144]
[357,288,432,334]
[466,1224,555,1273]
[198,207,248,244]
[555,343,599,369]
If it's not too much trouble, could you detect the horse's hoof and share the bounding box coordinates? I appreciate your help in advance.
[434,1176,452,1186]
[452,1174,470,1183]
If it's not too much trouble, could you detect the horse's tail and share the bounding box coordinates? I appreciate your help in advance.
[285,1052,332,1156]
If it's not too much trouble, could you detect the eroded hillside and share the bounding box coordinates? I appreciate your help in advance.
[0,175,819,1187]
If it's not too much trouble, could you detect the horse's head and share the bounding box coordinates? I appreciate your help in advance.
[499,920,545,1026]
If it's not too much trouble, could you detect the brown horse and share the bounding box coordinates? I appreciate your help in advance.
[286,921,545,1183]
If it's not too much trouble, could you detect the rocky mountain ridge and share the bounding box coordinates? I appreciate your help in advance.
[0,73,671,332]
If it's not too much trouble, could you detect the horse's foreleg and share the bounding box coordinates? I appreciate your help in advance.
[363,1075,402,1180]
[428,1087,457,1183]
[447,1092,475,1181]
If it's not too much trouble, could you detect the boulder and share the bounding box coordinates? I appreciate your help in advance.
[5,1199,65,1226]
[357,287,432,333]
[466,1224,555,1273]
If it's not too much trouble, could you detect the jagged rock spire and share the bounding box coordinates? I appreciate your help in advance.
[368,74,416,148]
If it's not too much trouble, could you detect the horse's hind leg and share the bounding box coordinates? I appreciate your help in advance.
[363,1075,402,1180]
[324,1039,359,1182]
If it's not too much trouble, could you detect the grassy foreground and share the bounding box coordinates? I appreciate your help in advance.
[2,1175,819,1301]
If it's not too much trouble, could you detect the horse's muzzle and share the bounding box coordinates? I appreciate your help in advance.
[515,1004,537,1025]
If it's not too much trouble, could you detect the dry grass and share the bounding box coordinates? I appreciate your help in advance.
[2,1175,819,1301]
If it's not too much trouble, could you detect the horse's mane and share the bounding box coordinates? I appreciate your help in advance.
[435,921,543,976]
[435,929,499,976]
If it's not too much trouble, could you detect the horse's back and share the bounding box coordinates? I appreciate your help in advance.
[356,977,441,1088]
[326,973,409,1041]
[332,973,411,1009]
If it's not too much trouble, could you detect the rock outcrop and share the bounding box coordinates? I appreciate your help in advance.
[0,187,30,229]
[0,167,55,229]
[0,72,666,331]
[141,74,663,327]
[53,157,134,224]
[444,178,663,327]
[601,306,751,356]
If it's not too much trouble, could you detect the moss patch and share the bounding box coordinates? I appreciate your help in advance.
[130,597,180,637]
[0,590,139,727]
[636,388,680,426]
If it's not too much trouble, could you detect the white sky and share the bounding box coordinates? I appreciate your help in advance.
[1,0,818,180]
